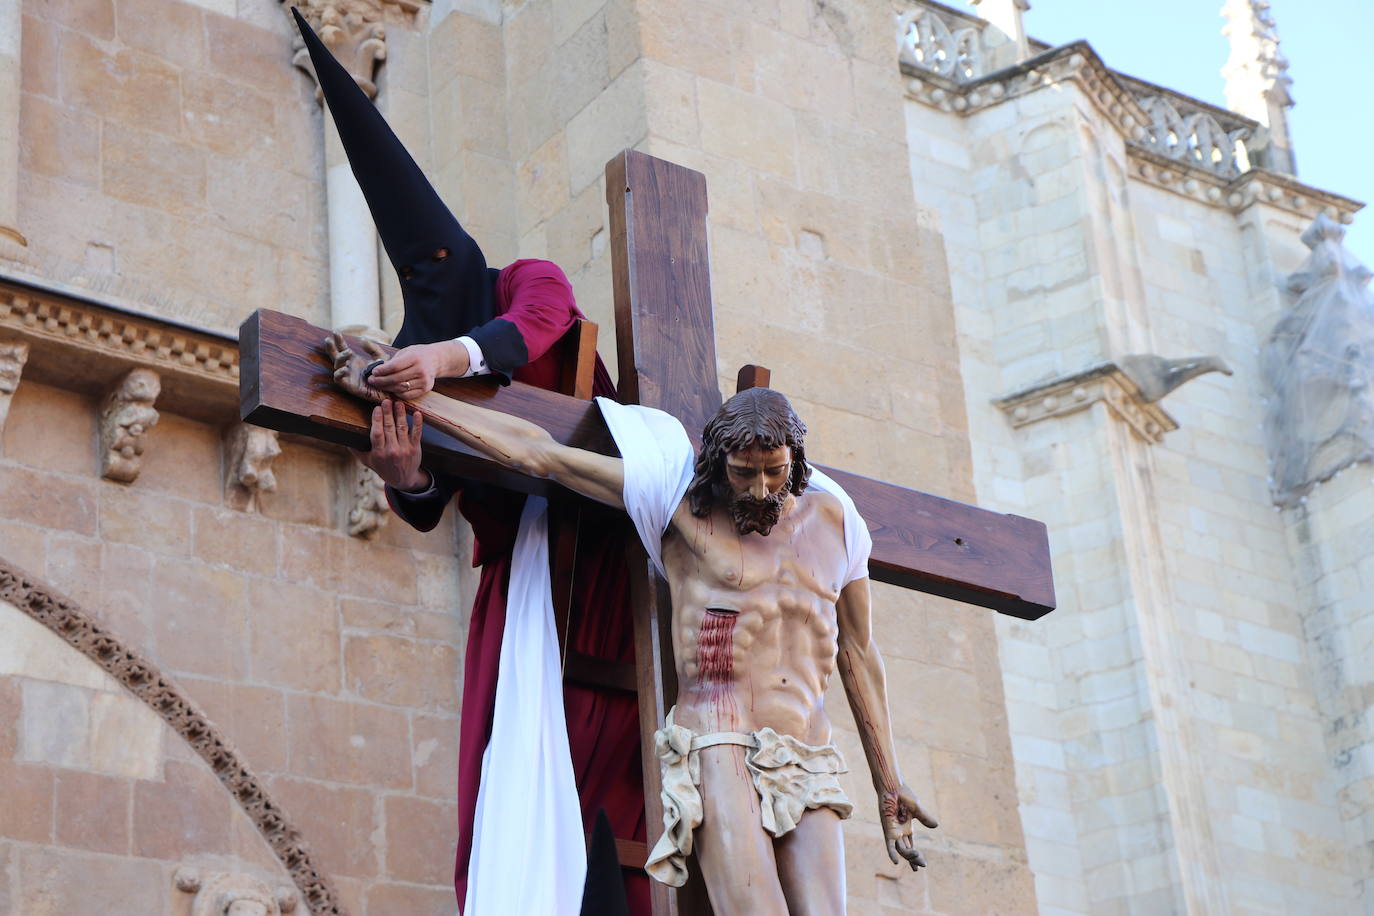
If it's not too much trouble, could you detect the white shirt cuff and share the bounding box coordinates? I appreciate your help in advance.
[393,470,437,498]
[455,336,491,377]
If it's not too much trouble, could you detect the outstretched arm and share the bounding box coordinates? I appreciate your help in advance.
[835,577,939,870]
[328,335,625,510]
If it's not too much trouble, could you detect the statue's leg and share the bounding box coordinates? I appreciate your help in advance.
[692,745,788,916]
[774,807,846,916]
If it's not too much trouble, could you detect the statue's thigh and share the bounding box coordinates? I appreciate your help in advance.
[693,746,787,916]
[775,807,846,916]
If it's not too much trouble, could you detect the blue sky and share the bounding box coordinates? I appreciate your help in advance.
[945,0,1374,264]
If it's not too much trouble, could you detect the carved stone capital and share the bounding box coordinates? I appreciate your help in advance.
[174,868,298,915]
[0,338,29,434]
[225,424,282,512]
[995,363,1179,444]
[347,459,389,538]
[289,0,420,99]
[100,368,161,483]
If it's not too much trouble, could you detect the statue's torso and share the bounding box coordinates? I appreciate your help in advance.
[662,491,849,745]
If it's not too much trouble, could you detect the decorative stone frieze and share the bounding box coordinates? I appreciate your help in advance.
[898,24,1364,223]
[0,276,239,390]
[1135,94,1248,178]
[996,363,1177,444]
[225,424,283,512]
[0,559,342,914]
[174,868,299,915]
[347,460,389,538]
[0,338,28,434]
[896,6,985,83]
[1262,212,1374,507]
[100,368,161,483]
[903,40,1152,141]
[996,354,1232,443]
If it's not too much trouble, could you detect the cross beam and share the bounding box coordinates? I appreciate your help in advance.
[238,307,1054,618]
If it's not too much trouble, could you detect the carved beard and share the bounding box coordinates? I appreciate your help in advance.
[727,485,788,536]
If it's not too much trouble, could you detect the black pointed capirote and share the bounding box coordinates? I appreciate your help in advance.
[291,8,524,366]
[579,808,632,916]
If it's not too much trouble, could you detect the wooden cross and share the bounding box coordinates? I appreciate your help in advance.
[240,150,1054,915]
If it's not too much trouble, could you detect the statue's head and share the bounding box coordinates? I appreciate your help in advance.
[687,387,811,536]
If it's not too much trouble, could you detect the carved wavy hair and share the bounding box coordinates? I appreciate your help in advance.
[687,387,811,517]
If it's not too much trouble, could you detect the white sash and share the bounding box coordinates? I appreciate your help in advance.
[464,495,586,915]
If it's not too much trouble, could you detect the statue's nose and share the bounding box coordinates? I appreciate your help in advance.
[749,478,768,500]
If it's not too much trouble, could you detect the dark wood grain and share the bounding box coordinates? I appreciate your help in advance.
[615,838,648,871]
[608,150,723,442]
[239,308,617,497]
[607,149,716,916]
[551,323,600,658]
[735,364,771,392]
[560,318,599,402]
[821,466,1054,618]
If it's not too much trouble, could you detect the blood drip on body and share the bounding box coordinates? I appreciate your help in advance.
[699,610,738,730]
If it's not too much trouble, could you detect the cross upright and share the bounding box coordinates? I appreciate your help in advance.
[240,149,1054,916]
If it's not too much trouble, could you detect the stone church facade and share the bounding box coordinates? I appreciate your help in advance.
[0,0,1366,914]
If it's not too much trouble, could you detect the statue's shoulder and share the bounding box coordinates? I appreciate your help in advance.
[802,487,845,527]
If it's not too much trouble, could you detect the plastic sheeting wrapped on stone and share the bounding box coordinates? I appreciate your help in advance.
[1261,212,1374,506]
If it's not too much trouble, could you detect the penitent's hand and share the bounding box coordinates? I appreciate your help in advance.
[353,398,427,491]
[324,334,428,491]
[367,341,467,401]
[880,784,939,871]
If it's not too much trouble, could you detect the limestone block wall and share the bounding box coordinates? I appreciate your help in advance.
[1126,187,1349,912]
[906,61,1357,914]
[0,378,472,914]
[14,0,330,334]
[906,85,1187,914]
[417,0,645,363]
[1285,465,1374,904]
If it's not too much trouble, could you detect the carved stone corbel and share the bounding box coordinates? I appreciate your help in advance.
[0,339,29,435]
[225,424,283,512]
[995,355,1231,444]
[289,0,389,99]
[347,459,389,538]
[99,368,160,482]
[173,867,298,916]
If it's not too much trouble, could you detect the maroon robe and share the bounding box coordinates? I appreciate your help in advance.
[387,259,650,912]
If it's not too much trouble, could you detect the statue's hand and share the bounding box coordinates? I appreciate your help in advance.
[879,784,938,871]
[325,333,388,403]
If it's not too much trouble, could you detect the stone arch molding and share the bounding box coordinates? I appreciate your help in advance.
[0,558,344,915]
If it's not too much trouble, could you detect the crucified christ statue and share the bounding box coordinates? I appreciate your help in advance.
[328,334,938,914]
